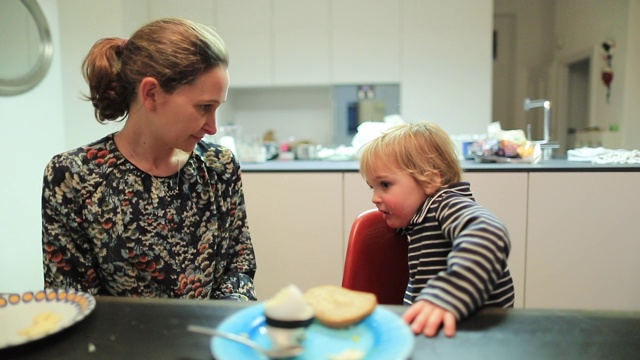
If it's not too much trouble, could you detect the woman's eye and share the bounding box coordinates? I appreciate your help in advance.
[200,104,213,113]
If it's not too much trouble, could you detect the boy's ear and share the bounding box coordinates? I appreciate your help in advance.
[423,171,442,195]
[138,77,161,111]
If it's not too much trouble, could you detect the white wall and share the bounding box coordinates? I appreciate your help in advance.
[0,0,65,292]
[622,0,640,149]
[554,0,629,145]
[494,0,554,132]
[58,0,147,149]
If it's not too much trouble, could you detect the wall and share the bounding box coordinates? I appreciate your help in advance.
[225,86,335,145]
[57,0,147,149]
[494,0,639,151]
[622,0,640,149]
[0,0,65,292]
[553,0,629,146]
[493,0,554,133]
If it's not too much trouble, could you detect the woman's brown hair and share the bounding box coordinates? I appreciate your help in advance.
[82,18,228,123]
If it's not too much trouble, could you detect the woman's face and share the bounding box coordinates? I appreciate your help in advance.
[154,66,229,152]
[365,164,429,229]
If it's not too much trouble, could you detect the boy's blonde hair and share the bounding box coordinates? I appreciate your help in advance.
[359,122,462,191]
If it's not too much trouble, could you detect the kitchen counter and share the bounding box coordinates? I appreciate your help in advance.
[240,159,640,172]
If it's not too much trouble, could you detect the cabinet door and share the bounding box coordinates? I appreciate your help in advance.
[401,0,493,135]
[463,173,528,309]
[526,172,640,311]
[241,173,344,298]
[215,1,272,87]
[147,0,217,28]
[343,172,374,256]
[330,0,401,84]
[273,0,330,85]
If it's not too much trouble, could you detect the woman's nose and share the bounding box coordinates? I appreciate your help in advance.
[202,115,217,135]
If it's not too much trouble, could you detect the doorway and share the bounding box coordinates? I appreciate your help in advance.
[566,58,590,149]
[554,45,600,153]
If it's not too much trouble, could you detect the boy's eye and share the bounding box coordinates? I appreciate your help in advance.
[381,181,391,188]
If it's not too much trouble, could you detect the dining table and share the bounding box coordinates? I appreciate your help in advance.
[1,296,639,359]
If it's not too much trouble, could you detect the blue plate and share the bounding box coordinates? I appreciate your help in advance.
[211,303,414,360]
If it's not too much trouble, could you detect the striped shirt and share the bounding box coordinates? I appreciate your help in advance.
[400,182,515,320]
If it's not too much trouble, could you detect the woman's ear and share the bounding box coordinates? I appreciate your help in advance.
[138,77,161,111]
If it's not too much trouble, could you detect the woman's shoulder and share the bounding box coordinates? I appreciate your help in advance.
[194,139,239,171]
[46,134,120,178]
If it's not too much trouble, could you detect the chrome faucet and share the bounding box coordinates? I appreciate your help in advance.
[523,98,558,160]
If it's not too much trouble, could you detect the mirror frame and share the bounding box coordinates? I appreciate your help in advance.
[0,0,53,96]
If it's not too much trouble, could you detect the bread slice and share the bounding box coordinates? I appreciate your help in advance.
[303,285,377,328]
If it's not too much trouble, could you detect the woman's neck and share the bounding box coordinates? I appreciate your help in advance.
[114,128,185,177]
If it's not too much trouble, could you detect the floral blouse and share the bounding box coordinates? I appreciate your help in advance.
[42,133,257,300]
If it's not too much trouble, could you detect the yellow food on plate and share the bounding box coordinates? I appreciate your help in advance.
[19,311,63,338]
[329,348,366,360]
[517,142,536,158]
[303,285,377,328]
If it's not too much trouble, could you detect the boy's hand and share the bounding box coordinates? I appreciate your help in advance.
[402,300,457,337]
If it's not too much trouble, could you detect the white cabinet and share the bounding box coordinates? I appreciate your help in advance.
[343,172,374,250]
[400,0,492,133]
[147,0,216,28]
[215,0,401,87]
[273,0,330,85]
[215,1,272,87]
[330,0,401,84]
[525,172,640,311]
[244,169,640,311]
[241,173,344,298]
[215,1,331,87]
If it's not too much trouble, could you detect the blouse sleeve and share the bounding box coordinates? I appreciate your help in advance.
[42,156,102,295]
[415,196,511,319]
[210,152,258,301]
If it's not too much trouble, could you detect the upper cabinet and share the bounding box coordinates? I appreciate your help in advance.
[215,1,273,87]
[273,0,330,85]
[147,0,216,28]
[400,0,493,132]
[176,0,400,88]
[215,0,331,87]
[330,0,401,84]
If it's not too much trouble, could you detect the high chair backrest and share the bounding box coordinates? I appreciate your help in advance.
[342,209,409,305]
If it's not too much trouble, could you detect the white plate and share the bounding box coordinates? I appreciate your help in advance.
[0,289,96,349]
[211,303,415,360]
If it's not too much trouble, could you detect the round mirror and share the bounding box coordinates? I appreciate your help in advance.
[0,0,53,96]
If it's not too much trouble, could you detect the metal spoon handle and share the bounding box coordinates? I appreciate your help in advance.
[187,325,261,350]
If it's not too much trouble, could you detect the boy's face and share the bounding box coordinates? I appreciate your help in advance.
[365,166,429,229]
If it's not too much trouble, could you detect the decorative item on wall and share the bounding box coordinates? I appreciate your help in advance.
[601,39,616,103]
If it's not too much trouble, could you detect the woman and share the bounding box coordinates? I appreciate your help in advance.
[42,18,257,300]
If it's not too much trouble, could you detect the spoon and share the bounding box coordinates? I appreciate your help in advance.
[187,324,304,359]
